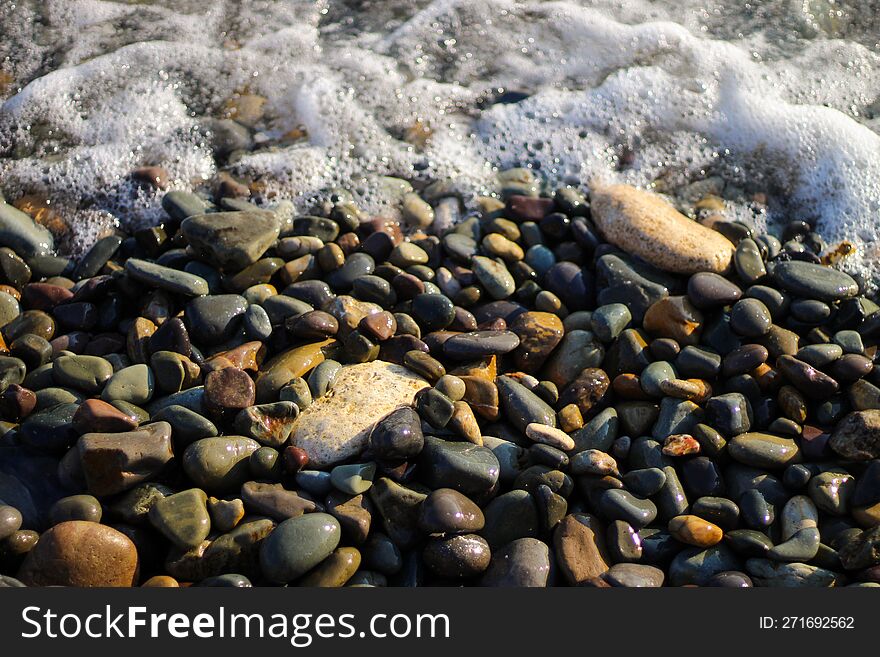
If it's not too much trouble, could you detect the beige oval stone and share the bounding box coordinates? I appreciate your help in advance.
[590,184,735,274]
[291,361,429,467]
[18,521,139,587]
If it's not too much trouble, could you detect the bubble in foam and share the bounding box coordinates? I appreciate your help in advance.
[0,0,878,284]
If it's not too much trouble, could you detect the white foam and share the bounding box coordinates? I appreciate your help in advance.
[0,0,878,283]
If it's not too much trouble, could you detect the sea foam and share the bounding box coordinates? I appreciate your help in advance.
[0,0,878,282]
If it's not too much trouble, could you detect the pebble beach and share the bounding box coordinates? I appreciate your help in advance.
[1,1,880,589]
[0,169,879,588]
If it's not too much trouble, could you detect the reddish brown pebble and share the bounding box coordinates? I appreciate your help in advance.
[282,445,309,473]
[559,367,610,415]
[72,399,139,434]
[21,283,73,311]
[507,195,554,221]
[359,311,397,341]
[612,373,651,400]
[287,310,339,339]
[0,384,36,421]
[132,166,170,190]
[17,521,139,587]
[204,367,255,411]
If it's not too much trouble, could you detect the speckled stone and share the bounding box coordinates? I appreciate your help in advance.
[590,184,735,274]
[290,361,429,467]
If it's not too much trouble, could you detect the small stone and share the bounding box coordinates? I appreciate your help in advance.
[829,410,880,460]
[101,364,154,405]
[729,298,772,337]
[773,261,858,302]
[291,361,429,467]
[78,422,174,496]
[300,546,362,587]
[207,497,245,532]
[182,436,260,492]
[418,488,485,534]
[603,563,665,587]
[598,489,658,528]
[591,303,632,342]
[368,406,424,460]
[496,375,556,432]
[590,184,735,274]
[643,296,703,346]
[233,402,299,447]
[48,494,102,525]
[471,256,515,300]
[554,513,610,584]
[149,488,211,550]
[182,210,280,269]
[480,537,552,587]
[186,295,248,345]
[668,515,723,547]
[72,398,138,434]
[241,481,317,520]
[443,330,520,360]
[423,534,491,578]
[125,258,209,296]
[419,436,500,499]
[728,432,802,469]
[687,272,742,308]
[53,355,113,394]
[525,422,575,451]
[17,521,138,587]
[330,462,377,495]
[259,513,341,583]
[204,367,255,413]
[509,311,564,372]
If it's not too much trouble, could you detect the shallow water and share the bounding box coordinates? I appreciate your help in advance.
[1,0,879,282]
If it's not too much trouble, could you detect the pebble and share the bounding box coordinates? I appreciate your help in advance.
[149,488,211,549]
[496,375,557,432]
[472,256,516,300]
[125,259,209,296]
[687,272,742,308]
[419,436,500,499]
[292,361,428,467]
[48,494,102,525]
[182,436,260,492]
[259,513,341,583]
[728,432,802,469]
[182,210,280,269]
[330,462,377,495]
[590,184,735,274]
[419,488,485,534]
[553,513,610,584]
[17,521,138,587]
[233,401,298,447]
[0,199,55,258]
[772,261,859,302]
[78,422,174,496]
[668,515,723,547]
[729,298,772,337]
[443,330,520,359]
[829,410,880,460]
[480,538,553,587]
[525,422,575,451]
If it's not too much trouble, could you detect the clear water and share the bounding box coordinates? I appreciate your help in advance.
[1,0,879,282]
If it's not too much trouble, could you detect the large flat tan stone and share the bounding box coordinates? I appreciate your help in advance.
[291,361,429,467]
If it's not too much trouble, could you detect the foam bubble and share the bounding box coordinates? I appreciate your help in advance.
[0,0,878,283]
